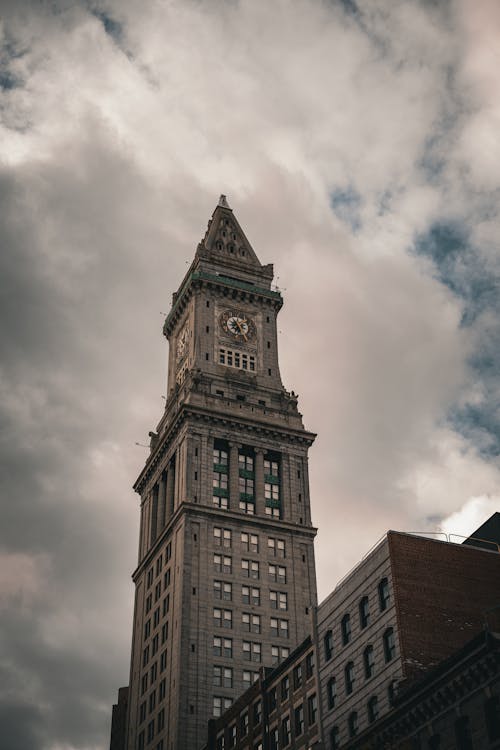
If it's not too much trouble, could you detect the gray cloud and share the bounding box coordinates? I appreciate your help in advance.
[0,0,499,748]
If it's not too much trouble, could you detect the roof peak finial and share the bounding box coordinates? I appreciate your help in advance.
[218,194,231,209]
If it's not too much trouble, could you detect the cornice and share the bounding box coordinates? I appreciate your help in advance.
[132,501,318,581]
[134,403,316,494]
[163,270,283,337]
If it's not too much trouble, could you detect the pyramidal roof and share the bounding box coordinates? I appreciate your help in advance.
[197,195,263,270]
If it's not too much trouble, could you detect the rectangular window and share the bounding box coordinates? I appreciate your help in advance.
[242,670,259,686]
[293,664,302,690]
[213,636,233,658]
[214,581,232,601]
[308,694,318,725]
[243,641,261,662]
[241,532,259,552]
[253,700,262,726]
[294,705,304,736]
[213,527,232,547]
[270,591,287,610]
[160,649,167,672]
[159,678,166,700]
[213,608,232,628]
[281,675,290,701]
[213,666,233,688]
[281,715,290,746]
[240,711,249,736]
[219,347,256,372]
[268,565,287,584]
[242,559,259,579]
[242,613,261,633]
[277,539,286,557]
[242,585,260,605]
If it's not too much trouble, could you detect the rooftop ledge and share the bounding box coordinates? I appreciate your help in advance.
[164,270,283,332]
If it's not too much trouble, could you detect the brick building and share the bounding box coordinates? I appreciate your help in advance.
[317,531,500,749]
[203,636,322,750]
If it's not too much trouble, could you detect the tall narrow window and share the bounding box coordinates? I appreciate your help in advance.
[238,450,255,514]
[378,577,390,611]
[213,441,229,509]
[327,677,336,709]
[341,613,351,645]
[324,629,333,661]
[368,695,379,723]
[364,645,375,678]
[264,455,281,518]
[348,711,359,738]
[383,628,396,662]
[359,596,370,628]
[330,727,339,750]
[345,661,355,695]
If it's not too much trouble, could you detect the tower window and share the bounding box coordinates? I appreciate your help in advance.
[265,456,281,518]
[219,347,255,372]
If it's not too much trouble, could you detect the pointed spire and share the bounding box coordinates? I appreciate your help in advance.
[218,194,231,209]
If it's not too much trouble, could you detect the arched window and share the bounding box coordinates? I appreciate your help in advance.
[378,577,390,611]
[327,677,336,709]
[368,695,379,723]
[345,661,355,695]
[324,629,333,661]
[330,726,339,750]
[383,627,396,663]
[341,613,351,645]
[359,596,370,628]
[363,644,375,679]
[348,711,358,738]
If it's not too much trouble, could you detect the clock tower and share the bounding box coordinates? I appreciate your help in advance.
[120,196,318,750]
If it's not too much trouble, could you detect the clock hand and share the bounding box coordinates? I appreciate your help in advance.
[235,319,248,342]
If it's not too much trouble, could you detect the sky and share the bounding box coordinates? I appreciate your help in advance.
[0,0,499,747]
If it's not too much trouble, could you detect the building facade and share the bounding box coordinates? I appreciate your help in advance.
[317,531,500,749]
[343,629,500,750]
[117,197,318,750]
[203,636,322,750]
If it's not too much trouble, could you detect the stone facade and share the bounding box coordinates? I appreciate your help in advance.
[117,197,318,750]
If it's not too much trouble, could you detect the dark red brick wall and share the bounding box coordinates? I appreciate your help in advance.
[388,532,500,680]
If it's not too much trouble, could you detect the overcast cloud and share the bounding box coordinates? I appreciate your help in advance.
[0,1,499,748]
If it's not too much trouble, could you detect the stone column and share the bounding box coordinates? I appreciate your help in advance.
[150,485,159,544]
[254,448,265,516]
[166,458,176,520]
[229,443,240,511]
[157,471,167,531]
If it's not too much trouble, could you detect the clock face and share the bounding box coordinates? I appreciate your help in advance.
[176,324,189,362]
[219,310,256,343]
